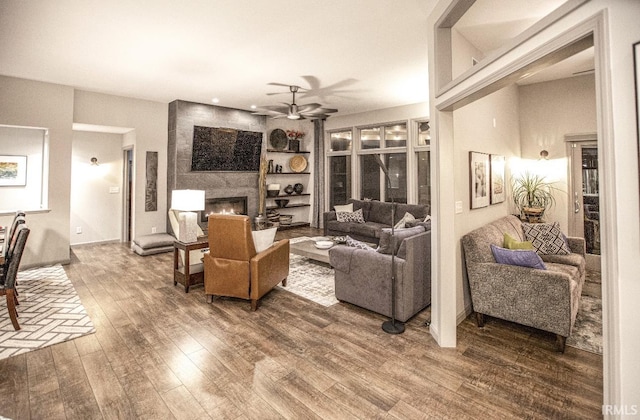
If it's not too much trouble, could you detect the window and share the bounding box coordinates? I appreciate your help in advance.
[418,121,431,146]
[360,154,381,200]
[417,151,431,207]
[329,156,351,209]
[329,131,352,152]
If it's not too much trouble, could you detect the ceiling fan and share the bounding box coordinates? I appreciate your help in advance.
[253,85,338,120]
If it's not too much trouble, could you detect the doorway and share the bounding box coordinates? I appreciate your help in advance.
[122,147,133,243]
[567,134,601,272]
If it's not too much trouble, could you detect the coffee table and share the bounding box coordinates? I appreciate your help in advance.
[290,239,337,264]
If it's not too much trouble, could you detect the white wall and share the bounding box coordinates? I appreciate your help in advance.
[326,102,428,130]
[0,76,74,268]
[451,28,484,80]
[518,74,597,229]
[73,90,168,240]
[453,84,521,320]
[429,0,640,409]
[0,126,46,211]
[70,131,123,245]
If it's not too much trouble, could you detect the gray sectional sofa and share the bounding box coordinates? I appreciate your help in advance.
[461,215,586,352]
[329,225,431,322]
[324,198,429,244]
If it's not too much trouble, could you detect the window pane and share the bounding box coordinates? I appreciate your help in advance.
[385,153,407,203]
[360,127,381,149]
[329,131,352,152]
[417,151,431,207]
[384,123,407,148]
[418,121,430,146]
[360,155,380,200]
[329,156,351,209]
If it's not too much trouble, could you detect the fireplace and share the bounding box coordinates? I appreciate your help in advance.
[201,196,248,224]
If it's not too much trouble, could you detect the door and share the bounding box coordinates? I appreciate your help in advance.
[567,136,600,269]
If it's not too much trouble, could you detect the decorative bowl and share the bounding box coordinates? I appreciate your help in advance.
[314,240,334,250]
[275,199,289,208]
[279,215,293,225]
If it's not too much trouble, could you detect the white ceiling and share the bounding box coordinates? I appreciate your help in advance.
[0,1,591,118]
[0,0,436,117]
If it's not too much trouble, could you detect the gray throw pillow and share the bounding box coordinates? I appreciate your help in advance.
[336,208,365,223]
[346,235,375,250]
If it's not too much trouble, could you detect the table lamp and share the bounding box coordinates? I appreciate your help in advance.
[171,189,205,243]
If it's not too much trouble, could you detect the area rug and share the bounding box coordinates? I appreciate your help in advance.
[279,237,338,307]
[566,295,602,354]
[0,264,95,360]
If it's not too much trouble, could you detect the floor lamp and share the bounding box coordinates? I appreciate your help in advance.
[374,155,405,334]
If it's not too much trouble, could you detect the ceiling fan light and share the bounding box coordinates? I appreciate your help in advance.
[287,114,301,120]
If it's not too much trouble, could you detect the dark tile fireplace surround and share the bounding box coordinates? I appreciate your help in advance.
[167,100,265,232]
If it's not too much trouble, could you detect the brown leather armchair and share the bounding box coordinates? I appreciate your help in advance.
[203,214,289,310]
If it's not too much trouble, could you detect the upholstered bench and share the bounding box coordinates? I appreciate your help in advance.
[131,233,175,256]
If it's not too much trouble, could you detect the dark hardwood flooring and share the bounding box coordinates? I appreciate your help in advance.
[0,227,603,419]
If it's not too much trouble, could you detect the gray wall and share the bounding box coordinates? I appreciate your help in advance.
[167,100,267,230]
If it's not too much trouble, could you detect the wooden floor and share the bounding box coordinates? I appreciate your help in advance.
[0,228,603,419]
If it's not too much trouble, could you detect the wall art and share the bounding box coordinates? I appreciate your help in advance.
[469,151,490,209]
[145,151,158,212]
[0,155,27,187]
[490,154,506,204]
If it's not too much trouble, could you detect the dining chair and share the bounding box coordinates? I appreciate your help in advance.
[1,224,30,330]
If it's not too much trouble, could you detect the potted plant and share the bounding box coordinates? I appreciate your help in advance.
[511,172,558,222]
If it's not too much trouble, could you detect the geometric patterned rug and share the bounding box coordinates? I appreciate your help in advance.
[277,237,339,307]
[0,264,95,360]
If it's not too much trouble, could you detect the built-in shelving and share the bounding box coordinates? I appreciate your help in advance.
[267,149,310,154]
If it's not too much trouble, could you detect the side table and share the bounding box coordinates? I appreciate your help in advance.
[173,236,209,292]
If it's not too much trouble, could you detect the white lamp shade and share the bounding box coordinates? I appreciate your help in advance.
[171,189,205,211]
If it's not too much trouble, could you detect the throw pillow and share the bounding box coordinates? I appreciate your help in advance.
[394,212,416,229]
[336,208,365,223]
[346,235,375,251]
[490,244,547,270]
[503,233,534,250]
[378,225,425,255]
[522,222,571,255]
[334,203,353,213]
[251,227,277,253]
[423,215,432,223]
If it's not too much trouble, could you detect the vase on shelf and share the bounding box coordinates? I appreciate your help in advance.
[288,139,300,152]
[284,184,294,195]
[293,183,304,194]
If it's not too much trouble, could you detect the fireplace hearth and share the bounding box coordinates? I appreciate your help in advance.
[201,196,248,225]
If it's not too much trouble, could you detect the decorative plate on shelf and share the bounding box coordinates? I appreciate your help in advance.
[269,129,288,150]
[289,155,308,173]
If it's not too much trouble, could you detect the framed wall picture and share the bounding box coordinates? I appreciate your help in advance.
[469,151,490,209]
[490,154,506,204]
[0,155,27,187]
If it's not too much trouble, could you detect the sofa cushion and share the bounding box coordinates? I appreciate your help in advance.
[350,222,384,239]
[541,253,586,274]
[326,219,352,233]
[490,244,546,270]
[378,226,425,255]
[334,203,353,213]
[368,200,393,224]
[503,233,534,250]
[336,208,365,223]
[522,222,571,255]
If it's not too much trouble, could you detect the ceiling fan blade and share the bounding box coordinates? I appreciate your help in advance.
[256,105,289,113]
[296,103,322,112]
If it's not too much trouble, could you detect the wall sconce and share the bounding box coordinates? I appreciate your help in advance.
[539,150,549,160]
[90,157,99,166]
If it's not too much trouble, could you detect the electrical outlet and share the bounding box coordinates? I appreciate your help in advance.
[455,201,463,214]
[151,227,157,234]
[76,226,82,234]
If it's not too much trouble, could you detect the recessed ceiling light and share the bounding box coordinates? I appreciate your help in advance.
[212,98,219,103]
